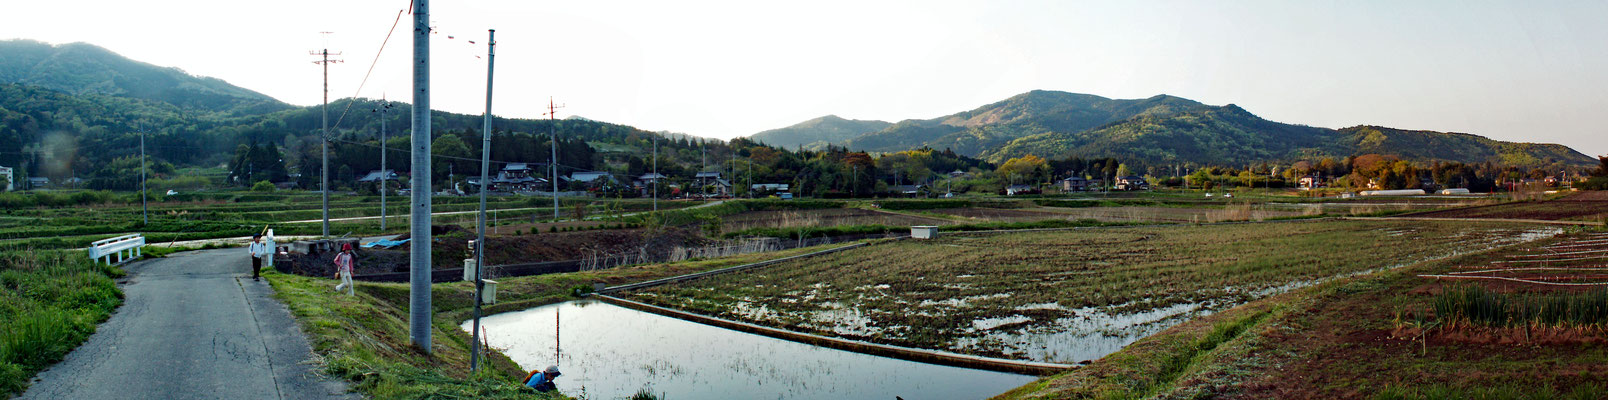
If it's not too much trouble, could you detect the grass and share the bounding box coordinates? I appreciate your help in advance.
[628,219,1547,362]
[0,250,124,397]
[263,240,859,399]
[1433,285,1608,329]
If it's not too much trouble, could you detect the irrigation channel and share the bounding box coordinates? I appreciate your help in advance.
[465,300,1038,400]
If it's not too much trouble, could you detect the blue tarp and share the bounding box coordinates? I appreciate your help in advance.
[362,239,410,249]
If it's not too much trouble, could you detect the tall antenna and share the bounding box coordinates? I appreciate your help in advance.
[544,97,565,220]
[311,33,344,238]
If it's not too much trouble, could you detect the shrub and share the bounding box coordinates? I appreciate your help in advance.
[251,180,276,192]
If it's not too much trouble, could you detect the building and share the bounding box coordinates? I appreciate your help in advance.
[1006,184,1036,196]
[633,171,665,196]
[693,171,725,196]
[1061,176,1088,192]
[568,171,618,187]
[751,183,790,193]
[890,184,925,197]
[356,169,399,183]
[948,169,968,178]
[1115,176,1149,191]
[0,166,12,191]
[27,177,50,190]
[1298,175,1324,189]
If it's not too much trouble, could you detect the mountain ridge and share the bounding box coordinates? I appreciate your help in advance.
[750,90,1595,168]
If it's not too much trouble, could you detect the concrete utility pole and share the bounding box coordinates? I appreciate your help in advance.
[375,97,392,230]
[311,42,343,238]
[408,0,433,354]
[471,28,494,372]
[140,124,147,225]
[652,135,658,211]
[545,98,563,220]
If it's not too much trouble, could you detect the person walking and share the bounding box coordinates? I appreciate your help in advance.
[248,234,269,281]
[332,243,356,296]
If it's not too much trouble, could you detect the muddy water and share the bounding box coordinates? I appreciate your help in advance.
[467,300,1038,400]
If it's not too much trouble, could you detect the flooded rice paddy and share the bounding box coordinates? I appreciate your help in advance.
[467,300,1037,400]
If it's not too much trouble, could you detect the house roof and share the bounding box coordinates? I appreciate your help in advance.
[891,184,924,193]
[357,169,398,183]
[637,173,666,180]
[1062,177,1087,182]
[569,171,616,183]
[503,163,531,171]
[751,183,790,190]
[695,171,722,178]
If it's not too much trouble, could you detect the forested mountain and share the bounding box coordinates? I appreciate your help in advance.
[750,115,890,150]
[0,40,289,115]
[757,90,1596,168]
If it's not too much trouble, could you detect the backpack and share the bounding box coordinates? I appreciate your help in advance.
[523,370,540,385]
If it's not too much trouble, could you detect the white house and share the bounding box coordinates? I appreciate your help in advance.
[0,166,12,191]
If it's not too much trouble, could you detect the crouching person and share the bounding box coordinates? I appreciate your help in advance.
[523,365,561,393]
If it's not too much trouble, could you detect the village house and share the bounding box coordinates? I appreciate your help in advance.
[1115,176,1149,191]
[1061,176,1088,192]
[27,177,50,190]
[1006,184,1037,196]
[890,184,926,198]
[0,166,13,192]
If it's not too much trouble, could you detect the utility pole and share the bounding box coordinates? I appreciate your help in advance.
[471,29,494,372]
[408,0,433,354]
[544,98,564,220]
[652,135,658,211]
[311,39,343,238]
[140,124,147,225]
[375,97,392,230]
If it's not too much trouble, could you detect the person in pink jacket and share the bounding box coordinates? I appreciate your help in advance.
[333,243,355,296]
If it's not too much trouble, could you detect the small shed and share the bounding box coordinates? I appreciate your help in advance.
[912,226,939,239]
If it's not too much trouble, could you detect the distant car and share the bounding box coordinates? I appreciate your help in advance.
[1224,193,1234,198]
[1205,193,1214,198]
[166,190,178,195]
[779,193,793,200]
[943,192,955,198]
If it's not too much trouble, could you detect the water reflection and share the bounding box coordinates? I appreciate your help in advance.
[466,300,1038,400]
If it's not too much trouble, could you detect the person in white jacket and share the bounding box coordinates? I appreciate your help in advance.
[248,234,269,281]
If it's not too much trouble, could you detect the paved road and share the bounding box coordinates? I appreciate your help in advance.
[21,248,356,400]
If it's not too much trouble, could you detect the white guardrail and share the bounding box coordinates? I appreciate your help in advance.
[88,234,145,265]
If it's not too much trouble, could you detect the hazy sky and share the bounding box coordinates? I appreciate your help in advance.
[4,0,1606,156]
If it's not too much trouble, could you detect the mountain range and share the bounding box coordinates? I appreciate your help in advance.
[0,38,1594,178]
[750,90,1595,168]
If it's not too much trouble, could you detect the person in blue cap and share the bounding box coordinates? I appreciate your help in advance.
[523,365,561,392]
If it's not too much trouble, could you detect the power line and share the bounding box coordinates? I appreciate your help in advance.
[326,136,600,173]
[327,6,408,135]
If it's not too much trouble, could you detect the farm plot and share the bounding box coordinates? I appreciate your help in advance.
[625,220,1557,363]
[1400,191,1608,221]
[931,205,1304,223]
[719,208,955,233]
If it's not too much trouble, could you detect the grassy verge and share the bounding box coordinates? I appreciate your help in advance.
[263,241,858,399]
[0,250,124,396]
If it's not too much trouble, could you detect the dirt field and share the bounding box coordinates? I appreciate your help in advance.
[1400,191,1608,221]
[719,208,955,233]
[627,220,1552,363]
[930,205,1304,223]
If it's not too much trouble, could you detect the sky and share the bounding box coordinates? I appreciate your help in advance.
[3,0,1606,157]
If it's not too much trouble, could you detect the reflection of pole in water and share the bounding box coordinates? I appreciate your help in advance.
[555,307,561,367]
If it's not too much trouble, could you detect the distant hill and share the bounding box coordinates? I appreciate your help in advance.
[750,115,891,150]
[0,40,289,115]
[762,90,1596,168]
